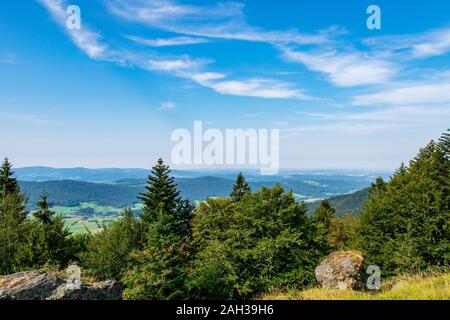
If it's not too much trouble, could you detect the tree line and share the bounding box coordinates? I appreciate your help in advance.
[0,130,448,299]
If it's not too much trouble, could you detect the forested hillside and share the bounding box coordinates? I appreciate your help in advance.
[307,188,369,216]
[1,130,448,300]
[18,176,372,210]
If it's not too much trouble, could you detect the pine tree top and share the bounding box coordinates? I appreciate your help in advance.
[138,158,181,225]
[230,172,251,202]
[0,157,20,198]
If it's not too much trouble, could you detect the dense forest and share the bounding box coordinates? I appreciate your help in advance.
[0,130,448,299]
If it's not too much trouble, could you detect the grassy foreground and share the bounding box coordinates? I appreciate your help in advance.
[262,272,450,300]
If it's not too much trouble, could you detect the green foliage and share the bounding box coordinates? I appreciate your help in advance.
[356,132,450,276]
[122,208,189,300]
[122,159,193,299]
[0,160,78,274]
[310,200,337,255]
[230,172,251,202]
[0,158,20,199]
[187,185,325,299]
[0,175,33,274]
[313,200,336,232]
[307,188,370,217]
[33,191,54,225]
[79,207,143,280]
[328,213,358,250]
[139,158,180,226]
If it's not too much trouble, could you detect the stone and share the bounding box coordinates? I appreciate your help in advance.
[0,271,122,300]
[315,250,366,290]
[0,271,64,300]
[47,280,123,300]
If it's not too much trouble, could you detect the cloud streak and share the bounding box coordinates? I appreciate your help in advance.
[104,0,329,45]
[364,27,450,59]
[39,0,309,100]
[281,47,397,87]
[353,82,450,106]
[126,35,209,47]
[158,102,176,110]
[39,0,110,60]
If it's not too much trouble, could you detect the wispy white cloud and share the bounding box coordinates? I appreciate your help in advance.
[280,47,397,87]
[126,35,209,47]
[204,78,309,99]
[146,56,210,72]
[103,0,404,89]
[364,27,450,59]
[39,0,310,100]
[286,105,450,136]
[0,112,53,126]
[39,0,110,60]
[158,102,176,110]
[298,106,450,123]
[104,0,329,45]
[352,82,450,106]
[141,55,306,99]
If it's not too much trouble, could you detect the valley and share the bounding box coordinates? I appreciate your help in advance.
[15,167,381,234]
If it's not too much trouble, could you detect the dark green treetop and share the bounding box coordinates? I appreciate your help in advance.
[138,158,180,226]
[230,172,251,202]
[0,158,20,199]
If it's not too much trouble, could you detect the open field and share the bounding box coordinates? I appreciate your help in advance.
[53,202,143,234]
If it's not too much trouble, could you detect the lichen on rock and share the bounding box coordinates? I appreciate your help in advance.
[315,251,366,290]
[0,270,122,300]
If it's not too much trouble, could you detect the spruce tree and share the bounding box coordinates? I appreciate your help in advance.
[438,129,449,159]
[122,207,189,300]
[311,200,337,255]
[313,200,336,231]
[230,172,251,202]
[0,158,27,224]
[33,191,54,225]
[0,158,20,200]
[123,159,193,299]
[138,159,180,226]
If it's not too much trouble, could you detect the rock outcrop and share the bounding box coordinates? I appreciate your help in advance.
[0,270,122,300]
[315,251,366,290]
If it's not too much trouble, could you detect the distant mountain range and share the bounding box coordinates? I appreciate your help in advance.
[16,167,382,215]
[14,166,387,183]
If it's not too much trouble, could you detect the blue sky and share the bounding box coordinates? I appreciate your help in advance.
[0,0,449,170]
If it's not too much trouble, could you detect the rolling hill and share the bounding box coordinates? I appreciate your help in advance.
[19,178,370,215]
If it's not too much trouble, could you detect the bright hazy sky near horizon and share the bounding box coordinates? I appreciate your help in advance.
[0,0,449,171]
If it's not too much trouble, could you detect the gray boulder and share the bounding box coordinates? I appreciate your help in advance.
[47,280,123,300]
[315,251,366,290]
[0,271,122,300]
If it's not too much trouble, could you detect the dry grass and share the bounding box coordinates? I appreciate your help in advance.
[261,271,450,300]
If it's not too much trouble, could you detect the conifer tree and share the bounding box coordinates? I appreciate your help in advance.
[33,191,54,225]
[0,158,27,224]
[230,172,251,202]
[123,159,193,299]
[0,158,20,200]
[123,207,190,299]
[313,200,336,231]
[438,129,450,158]
[138,159,180,226]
